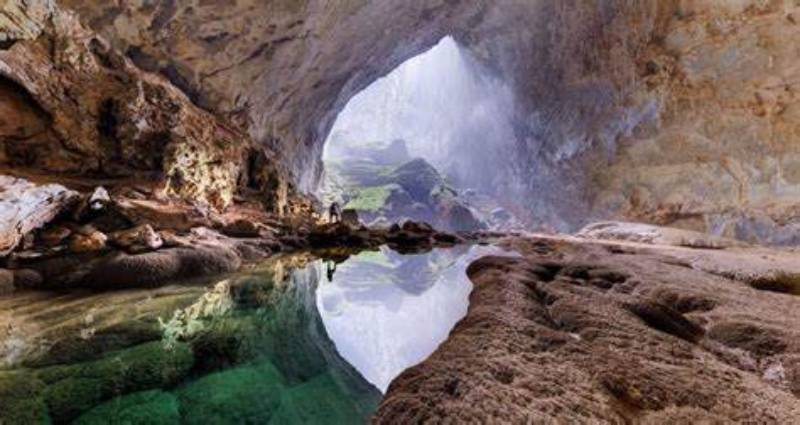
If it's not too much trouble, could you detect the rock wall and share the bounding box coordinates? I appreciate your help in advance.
[589,1,800,245]
[0,0,290,212]
[12,0,800,243]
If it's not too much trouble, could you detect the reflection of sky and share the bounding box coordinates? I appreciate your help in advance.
[317,245,515,392]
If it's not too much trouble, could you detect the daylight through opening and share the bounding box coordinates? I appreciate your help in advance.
[320,37,524,232]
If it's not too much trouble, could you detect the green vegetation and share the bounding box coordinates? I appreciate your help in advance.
[345,184,396,212]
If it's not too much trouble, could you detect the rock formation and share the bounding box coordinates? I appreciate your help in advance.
[1,0,800,422]
[49,0,800,244]
[375,234,800,423]
[0,0,291,212]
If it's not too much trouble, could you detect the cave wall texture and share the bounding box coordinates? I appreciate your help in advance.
[4,0,800,243]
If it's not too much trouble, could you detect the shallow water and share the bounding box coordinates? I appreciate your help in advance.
[0,244,506,424]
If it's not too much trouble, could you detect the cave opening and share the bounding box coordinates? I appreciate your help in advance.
[319,36,524,232]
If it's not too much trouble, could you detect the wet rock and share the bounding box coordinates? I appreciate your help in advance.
[109,224,163,253]
[221,219,263,238]
[81,244,242,289]
[69,229,108,253]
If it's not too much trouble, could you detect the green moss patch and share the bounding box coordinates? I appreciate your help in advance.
[345,185,395,212]
[0,371,49,424]
[38,341,194,423]
[74,390,179,425]
[175,361,286,424]
[270,372,364,425]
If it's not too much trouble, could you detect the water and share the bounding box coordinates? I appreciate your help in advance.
[0,244,506,424]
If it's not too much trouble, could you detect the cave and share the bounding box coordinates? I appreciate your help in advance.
[2,1,800,423]
[320,36,521,232]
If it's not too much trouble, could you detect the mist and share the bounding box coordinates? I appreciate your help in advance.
[322,36,520,198]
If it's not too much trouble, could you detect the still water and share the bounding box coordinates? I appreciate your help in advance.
[0,244,504,424]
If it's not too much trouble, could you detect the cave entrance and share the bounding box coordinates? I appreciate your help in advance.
[320,36,521,232]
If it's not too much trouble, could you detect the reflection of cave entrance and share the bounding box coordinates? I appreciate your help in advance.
[320,37,522,232]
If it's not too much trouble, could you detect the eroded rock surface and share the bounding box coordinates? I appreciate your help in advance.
[49,0,800,244]
[0,176,78,256]
[0,0,291,211]
[375,235,800,423]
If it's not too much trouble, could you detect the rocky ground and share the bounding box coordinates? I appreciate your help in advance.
[0,174,481,294]
[375,231,800,423]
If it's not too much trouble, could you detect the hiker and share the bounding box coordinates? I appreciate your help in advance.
[329,202,342,223]
[326,260,337,282]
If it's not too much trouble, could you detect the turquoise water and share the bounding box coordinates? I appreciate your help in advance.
[0,245,502,424]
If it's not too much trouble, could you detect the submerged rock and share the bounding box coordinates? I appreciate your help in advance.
[38,341,194,423]
[74,390,180,425]
[175,361,286,424]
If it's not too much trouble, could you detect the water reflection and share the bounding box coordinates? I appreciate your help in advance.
[318,244,508,392]
[0,244,510,423]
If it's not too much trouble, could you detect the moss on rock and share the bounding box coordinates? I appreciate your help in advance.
[175,361,286,424]
[270,372,364,425]
[0,371,50,424]
[38,341,194,423]
[73,390,180,425]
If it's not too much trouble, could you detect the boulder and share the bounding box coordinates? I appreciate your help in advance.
[109,225,163,253]
[0,176,79,256]
[221,219,263,238]
[88,187,110,211]
[341,209,360,226]
[69,230,108,253]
